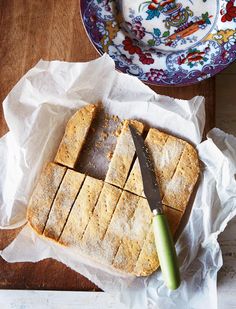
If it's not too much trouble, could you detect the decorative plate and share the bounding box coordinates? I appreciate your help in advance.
[80,0,236,86]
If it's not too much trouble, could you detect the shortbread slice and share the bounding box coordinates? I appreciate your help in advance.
[125,128,186,197]
[134,206,183,276]
[105,120,144,189]
[112,197,152,273]
[43,169,85,241]
[27,163,66,234]
[55,104,97,168]
[156,135,186,194]
[163,143,200,212]
[133,226,158,277]
[125,128,168,196]
[81,183,122,257]
[100,191,140,265]
[59,176,104,246]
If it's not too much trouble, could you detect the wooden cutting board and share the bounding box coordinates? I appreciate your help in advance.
[0,0,215,291]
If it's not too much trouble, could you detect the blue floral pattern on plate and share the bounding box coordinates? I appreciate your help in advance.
[80,0,236,86]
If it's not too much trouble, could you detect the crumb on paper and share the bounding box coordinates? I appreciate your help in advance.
[103,113,110,128]
[95,141,103,148]
[88,161,97,169]
[107,151,113,160]
[76,109,123,179]
[101,131,108,140]
[114,126,122,137]
[112,115,119,122]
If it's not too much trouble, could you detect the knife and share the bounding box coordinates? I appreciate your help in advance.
[129,125,181,290]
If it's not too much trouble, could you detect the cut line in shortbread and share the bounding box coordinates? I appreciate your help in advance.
[55,104,97,168]
[27,162,66,234]
[162,143,200,212]
[125,128,169,197]
[112,197,152,274]
[59,176,103,246]
[27,105,200,278]
[100,190,140,266]
[80,183,122,258]
[43,169,85,241]
[125,128,186,199]
[105,119,145,189]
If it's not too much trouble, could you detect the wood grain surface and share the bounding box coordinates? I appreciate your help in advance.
[0,0,215,291]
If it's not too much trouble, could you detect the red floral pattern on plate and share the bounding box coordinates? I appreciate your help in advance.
[123,37,154,65]
[221,0,236,22]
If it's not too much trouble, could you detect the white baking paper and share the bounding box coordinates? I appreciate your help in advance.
[0,54,235,309]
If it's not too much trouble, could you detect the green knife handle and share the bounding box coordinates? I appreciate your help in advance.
[152,214,181,290]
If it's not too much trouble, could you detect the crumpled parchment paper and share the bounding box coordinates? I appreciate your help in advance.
[0,54,235,309]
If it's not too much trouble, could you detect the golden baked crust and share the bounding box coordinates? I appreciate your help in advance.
[27,162,66,234]
[43,169,85,241]
[55,104,96,168]
[105,120,144,189]
[59,176,103,246]
[27,111,200,278]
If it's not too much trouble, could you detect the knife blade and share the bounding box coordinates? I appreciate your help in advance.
[129,124,181,290]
